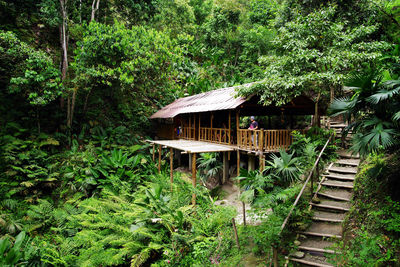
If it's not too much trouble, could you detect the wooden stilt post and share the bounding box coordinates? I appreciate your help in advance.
[170,147,173,191]
[259,153,264,172]
[237,150,240,177]
[223,151,229,184]
[152,144,155,161]
[158,144,162,173]
[191,153,197,205]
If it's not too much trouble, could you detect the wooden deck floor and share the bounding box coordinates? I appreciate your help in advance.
[147,139,235,153]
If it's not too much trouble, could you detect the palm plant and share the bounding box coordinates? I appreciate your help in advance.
[329,67,400,156]
[197,153,222,182]
[265,150,302,186]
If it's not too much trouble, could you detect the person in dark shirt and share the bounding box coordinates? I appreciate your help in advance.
[248,116,258,130]
[248,116,259,147]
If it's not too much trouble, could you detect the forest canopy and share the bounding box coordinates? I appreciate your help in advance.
[1,0,400,266]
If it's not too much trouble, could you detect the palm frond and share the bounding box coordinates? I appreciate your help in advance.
[366,85,400,104]
[393,111,400,121]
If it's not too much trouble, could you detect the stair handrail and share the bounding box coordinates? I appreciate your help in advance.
[279,133,333,234]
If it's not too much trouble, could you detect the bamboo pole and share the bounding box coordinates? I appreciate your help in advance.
[210,112,213,141]
[152,144,155,161]
[189,115,191,139]
[229,111,231,145]
[170,147,173,191]
[198,113,201,140]
[158,144,162,173]
[242,201,246,226]
[237,150,240,177]
[191,153,197,205]
[232,218,240,249]
[236,110,239,146]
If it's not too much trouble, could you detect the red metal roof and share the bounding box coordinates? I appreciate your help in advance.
[150,83,253,119]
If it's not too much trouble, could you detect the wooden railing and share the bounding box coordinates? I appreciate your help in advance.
[180,126,196,140]
[199,127,233,145]
[237,129,306,152]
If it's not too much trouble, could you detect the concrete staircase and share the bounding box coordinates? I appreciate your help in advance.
[329,120,352,146]
[288,151,360,266]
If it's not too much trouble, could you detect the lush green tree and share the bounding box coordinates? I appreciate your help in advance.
[73,22,185,130]
[238,5,391,111]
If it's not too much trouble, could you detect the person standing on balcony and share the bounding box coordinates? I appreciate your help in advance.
[248,116,258,130]
[248,116,258,147]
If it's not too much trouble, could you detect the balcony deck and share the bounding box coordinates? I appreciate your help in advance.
[178,127,304,153]
[147,139,235,154]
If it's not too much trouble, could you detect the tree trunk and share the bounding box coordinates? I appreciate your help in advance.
[91,0,100,22]
[60,0,71,128]
[313,92,321,127]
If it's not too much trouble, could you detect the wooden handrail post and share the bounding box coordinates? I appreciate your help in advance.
[236,110,239,146]
[158,144,162,173]
[170,147,173,191]
[192,153,197,205]
[232,218,240,249]
[198,114,201,140]
[229,111,231,145]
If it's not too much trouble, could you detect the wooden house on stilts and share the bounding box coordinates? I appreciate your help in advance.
[147,83,316,204]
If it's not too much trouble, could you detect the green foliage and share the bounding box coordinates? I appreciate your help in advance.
[329,66,400,156]
[0,127,60,201]
[238,4,391,106]
[73,21,185,130]
[0,30,61,106]
[265,150,301,186]
[198,152,222,181]
[0,231,41,266]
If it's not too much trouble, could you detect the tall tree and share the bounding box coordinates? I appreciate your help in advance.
[238,4,391,122]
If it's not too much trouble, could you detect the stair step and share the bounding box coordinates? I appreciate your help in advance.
[317,192,351,201]
[289,256,334,267]
[312,217,343,223]
[330,124,347,128]
[323,174,355,181]
[322,181,354,189]
[298,246,336,254]
[311,202,350,212]
[312,210,346,221]
[328,166,357,174]
[338,151,360,159]
[300,231,342,239]
[335,159,360,167]
[319,188,353,200]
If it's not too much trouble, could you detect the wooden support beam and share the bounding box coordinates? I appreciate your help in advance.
[259,153,264,172]
[191,153,197,205]
[236,110,239,145]
[228,111,231,145]
[198,113,201,141]
[158,144,162,173]
[152,144,155,161]
[237,150,240,177]
[223,151,229,184]
[248,155,255,171]
[189,115,191,139]
[170,147,173,191]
